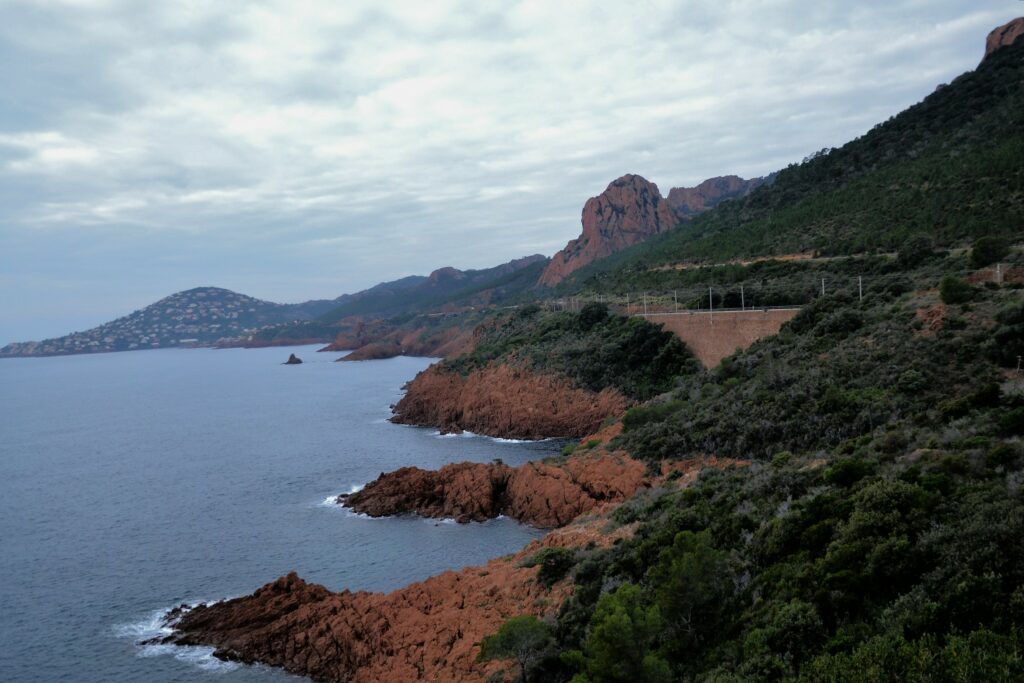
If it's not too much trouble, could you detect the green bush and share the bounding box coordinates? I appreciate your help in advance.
[939,276,975,304]
[523,547,577,587]
[970,236,1010,268]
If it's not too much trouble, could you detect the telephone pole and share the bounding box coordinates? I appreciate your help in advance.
[741,284,745,311]
[673,290,678,313]
[709,287,714,324]
[821,278,826,296]
[858,276,863,302]
[643,292,648,316]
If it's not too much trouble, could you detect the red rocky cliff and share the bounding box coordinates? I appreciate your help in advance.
[983,17,1024,62]
[157,516,637,683]
[538,173,766,287]
[390,363,629,439]
[666,174,764,219]
[538,174,677,287]
[342,452,648,528]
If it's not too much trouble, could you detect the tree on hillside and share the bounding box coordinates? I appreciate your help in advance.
[478,615,553,683]
[970,236,1010,269]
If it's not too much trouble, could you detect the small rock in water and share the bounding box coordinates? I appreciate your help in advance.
[284,353,303,365]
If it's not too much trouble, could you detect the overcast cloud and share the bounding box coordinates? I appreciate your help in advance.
[0,0,1019,342]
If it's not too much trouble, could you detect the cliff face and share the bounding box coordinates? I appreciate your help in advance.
[666,175,764,219]
[538,174,677,287]
[538,173,766,287]
[390,363,630,439]
[984,17,1024,62]
[342,452,648,528]
[158,516,631,683]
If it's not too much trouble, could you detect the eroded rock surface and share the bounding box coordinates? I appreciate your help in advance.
[156,518,636,683]
[984,17,1024,62]
[539,174,677,287]
[342,452,648,528]
[666,175,764,219]
[390,363,629,439]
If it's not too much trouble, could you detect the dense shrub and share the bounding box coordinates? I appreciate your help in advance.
[971,236,1011,269]
[445,305,699,401]
[939,276,975,304]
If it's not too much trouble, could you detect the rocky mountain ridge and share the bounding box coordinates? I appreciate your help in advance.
[538,173,766,287]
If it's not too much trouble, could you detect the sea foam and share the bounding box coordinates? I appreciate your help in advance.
[113,606,239,674]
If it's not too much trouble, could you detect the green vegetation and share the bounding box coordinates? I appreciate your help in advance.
[939,275,975,304]
[522,548,577,588]
[480,35,1024,682]
[478,615,554,683]
[445,302,698,401]
[553,39,1024,297]
[971,236,1011,269]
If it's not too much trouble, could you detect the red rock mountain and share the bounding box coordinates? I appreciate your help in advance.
[538,174,677,287]
[666,174,765,219]
[538,173,764,287]
[984,17,1024,62]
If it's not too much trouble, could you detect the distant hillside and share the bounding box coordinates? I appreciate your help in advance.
[316,254,547,323]
[0,287,338,357]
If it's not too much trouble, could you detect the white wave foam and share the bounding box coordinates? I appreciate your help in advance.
[317,483,365,508]
[490,436,554,444]
[114,606,240,674]
[433,429,479,439]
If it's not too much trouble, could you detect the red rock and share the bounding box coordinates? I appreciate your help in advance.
[538,173,768,287]
[342,452,648,528]
[666,175,764,219]
[160,513,639,682]
[538,174,678,287]
[983,17,1024,62]
[390,363,630,439]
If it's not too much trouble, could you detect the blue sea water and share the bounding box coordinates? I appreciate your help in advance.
[0,346,560,682]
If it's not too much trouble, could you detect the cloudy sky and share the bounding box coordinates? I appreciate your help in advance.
[0,1,1019,343]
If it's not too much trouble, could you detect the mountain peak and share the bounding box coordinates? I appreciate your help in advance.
[983,17,1024,63]
[666,175,766,219]
[538,174,676,287]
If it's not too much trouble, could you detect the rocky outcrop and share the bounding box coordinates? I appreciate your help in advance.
[983,17,1024,62]
[538,173,771,288]
[283,353,303,365]
[538,174,677,287]
[154,516,636,683]
[341,452,648,528]
[666,175,765,219]
[391,363,629,439]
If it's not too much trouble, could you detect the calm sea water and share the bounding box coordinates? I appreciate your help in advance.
[0,346,560,682]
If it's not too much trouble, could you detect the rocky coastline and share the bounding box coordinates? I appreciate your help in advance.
[340,450,648,528]
[151,515,637,683]
[390,363,629,439]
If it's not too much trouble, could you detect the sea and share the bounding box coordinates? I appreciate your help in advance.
[0,345,562,682]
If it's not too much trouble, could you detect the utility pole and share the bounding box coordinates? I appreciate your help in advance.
[821,277,826,297]
[858,276,863,302]
[997,263,1003,284]
[709,287,714,324]
[741,284,745,311]
[674,290,678,313]
[643,292,648,316]
[626,293,630,315]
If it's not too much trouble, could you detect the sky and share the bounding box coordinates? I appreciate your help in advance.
[0,1,1020,343]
